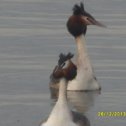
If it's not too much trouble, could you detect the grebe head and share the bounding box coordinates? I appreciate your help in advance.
[67,2,106,38]
[52,53,77,81]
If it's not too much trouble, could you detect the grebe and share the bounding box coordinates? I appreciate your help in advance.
[41,53,77,126]
[50,2,105,91]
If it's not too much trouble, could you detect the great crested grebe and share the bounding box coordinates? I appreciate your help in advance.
[41,53,78,126]
[50,2,105,91]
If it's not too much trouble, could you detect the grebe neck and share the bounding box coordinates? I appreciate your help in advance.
[57,78,67,103]
[75,35,92,72]
[75,35,88,59]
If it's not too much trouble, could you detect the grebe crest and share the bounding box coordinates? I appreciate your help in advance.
[51,52,77,82]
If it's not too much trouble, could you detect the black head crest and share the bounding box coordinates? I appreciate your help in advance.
[72,2,94,19]
[58,52,74,67]
[73,2,85,15]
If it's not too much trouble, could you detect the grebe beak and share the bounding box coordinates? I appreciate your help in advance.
[82,16,106,28]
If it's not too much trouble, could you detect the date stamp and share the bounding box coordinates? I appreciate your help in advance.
[98,112,126,117]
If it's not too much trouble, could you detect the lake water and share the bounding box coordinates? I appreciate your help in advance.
[0,0,126,126]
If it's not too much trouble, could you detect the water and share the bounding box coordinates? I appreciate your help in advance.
[0,0,126,126]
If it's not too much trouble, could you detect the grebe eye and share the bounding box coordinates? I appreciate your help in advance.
[86,17,89,21]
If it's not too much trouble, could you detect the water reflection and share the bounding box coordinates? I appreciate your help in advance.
[67,91,100,113]
[50,88,100,126]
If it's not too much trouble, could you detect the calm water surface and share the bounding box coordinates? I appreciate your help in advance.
[0,0,126,126]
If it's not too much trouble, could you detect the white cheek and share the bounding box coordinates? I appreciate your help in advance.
[62,61,69,69]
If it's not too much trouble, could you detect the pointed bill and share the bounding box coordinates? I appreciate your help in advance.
[82,16,106,28]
